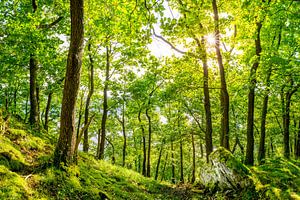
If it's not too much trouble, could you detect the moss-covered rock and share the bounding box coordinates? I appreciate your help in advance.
[200,147,255,194]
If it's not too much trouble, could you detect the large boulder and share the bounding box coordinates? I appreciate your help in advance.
[200,147,254,193]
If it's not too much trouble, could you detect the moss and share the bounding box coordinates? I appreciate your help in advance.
[252,157,300,199]
[0,165,31,199]
[6,128,27,140]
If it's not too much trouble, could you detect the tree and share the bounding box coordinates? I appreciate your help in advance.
[212,0,230,150]
[54,0,84,166]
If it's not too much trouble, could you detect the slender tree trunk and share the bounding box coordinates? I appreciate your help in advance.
[295,121,300,158]
[180,138,184,183]
[283,92,292,158]
[145,102,152,177]
[76,94,84,140]
[24,93,29,123]
[245,21,262,166]
[191,132,196,183]
[155,142,164,180]
[29,54,39,127]
[195,36,213,162]
[161,153,168,181]
[200,140,204,158]
[138,108,147,176]
[258,70,271,164]
[44,91,53,131]
[212,0,230,150]
[97,46,110,160]
[171,139,175,184]
[121,102,126,167]
[83,43,94,152]
[54,0,84,166]
[13,87,17,114]
[29,1,39,127]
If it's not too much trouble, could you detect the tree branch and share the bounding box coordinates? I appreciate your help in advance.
[38,16,63,29]
[152,29,198,58]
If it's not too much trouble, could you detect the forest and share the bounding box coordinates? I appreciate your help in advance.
[0,0,300,199]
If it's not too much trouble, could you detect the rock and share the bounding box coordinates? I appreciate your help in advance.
[200,147,254,192]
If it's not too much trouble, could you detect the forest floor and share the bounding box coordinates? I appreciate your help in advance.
[1,117,300,199]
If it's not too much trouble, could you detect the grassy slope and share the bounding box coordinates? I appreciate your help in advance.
[0,118,203,200]
[1,117,300,199]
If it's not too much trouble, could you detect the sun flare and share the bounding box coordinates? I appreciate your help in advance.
[205,34,216,46]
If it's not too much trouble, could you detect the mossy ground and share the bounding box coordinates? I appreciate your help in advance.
[0,117,204,200]
[1,117,300,199]
[252,157,300,199]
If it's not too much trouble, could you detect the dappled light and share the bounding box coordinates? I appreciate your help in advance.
[0,0,300,199]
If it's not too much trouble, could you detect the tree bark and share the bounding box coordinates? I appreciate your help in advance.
[180,139,184,183]
[283,92,292,158]
[154,142,164,180]
[171,139,175,184]
[138,108,147,176]
[76,94,84,141]
[161,153,168,181]
[117,99,127,167]
[29,54,40,127]
[83,43,94,152]
[191,132,196,183]
[201,36,213,162]
[212,0,230,150]
[245,21,262,166]
[97,46,110,160]
[44,91,53,131]
[54,0,84,166]
[258,70,271,164]
[145,100,152,177]
[295,120,300,158]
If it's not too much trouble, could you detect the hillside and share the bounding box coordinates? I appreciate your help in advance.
[1,117,300,199]
[0,118,205,200]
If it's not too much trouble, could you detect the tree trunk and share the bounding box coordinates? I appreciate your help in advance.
[283,92,292,158]
[191,132,196,183]
[196,36,213,162]
[258,70,271,164]
[171,139,175,184]
[200,140,204,158]
[121,101,126,167]
[212,0,230,150]
[180,138,184,183]
[295,121,300,158]
[245,21,262,166]
[24,93,29,123]
[97,46,110,160]
[138,108,147,176]
[54,0,84,166]
[161,153,168,181]
[155,142,164,180]
[76,94,84,141]
[83,43,94,152]
[145,102,152,177]
[44,91,53,131]
[29,54,39,127]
